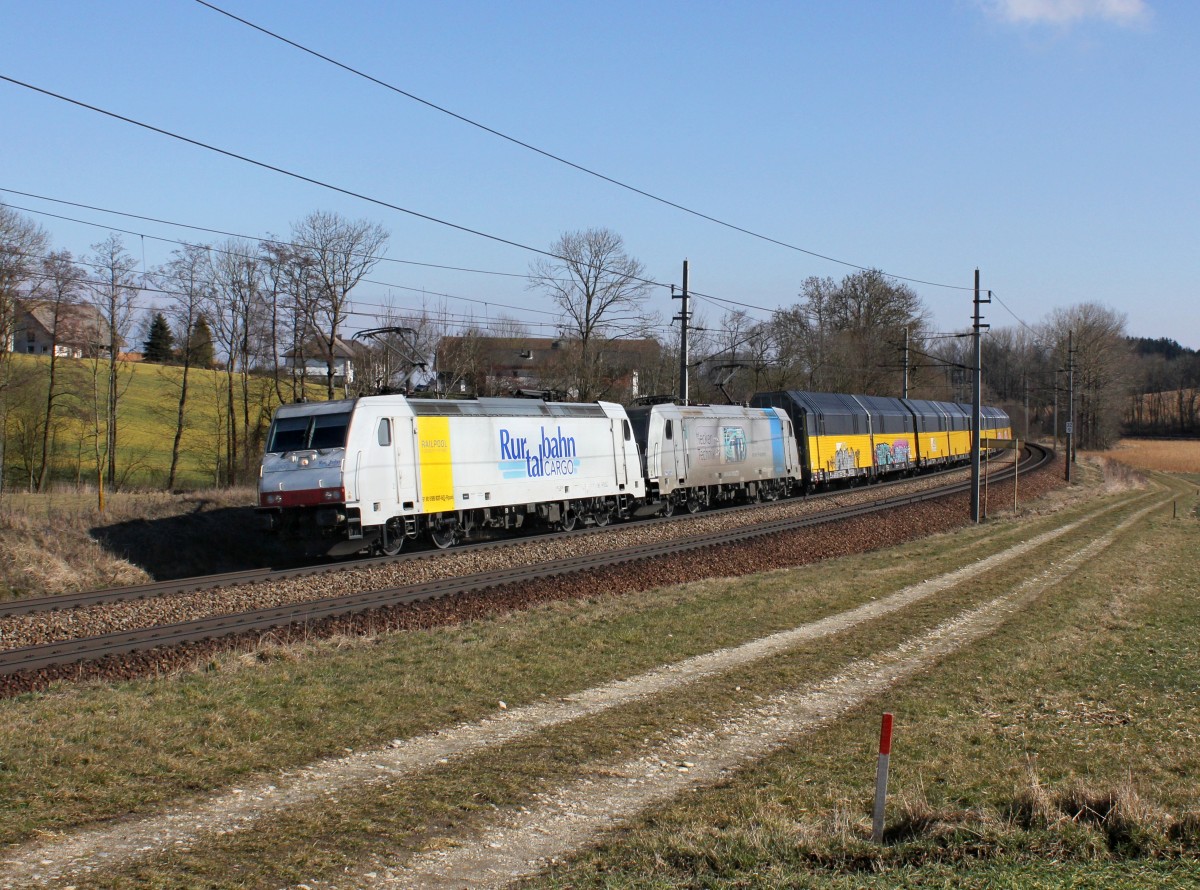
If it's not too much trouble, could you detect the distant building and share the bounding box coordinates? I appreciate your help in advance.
[8,300,113,358]
[284,333,357,388]
[434,335,661,400]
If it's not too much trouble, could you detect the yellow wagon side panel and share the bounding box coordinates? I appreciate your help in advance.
[809,432,874,480]
[947,429,973,459]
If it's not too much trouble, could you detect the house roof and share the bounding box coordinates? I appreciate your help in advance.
[435,336,661,372]
[17,299,113,347]
[284,333,356,360]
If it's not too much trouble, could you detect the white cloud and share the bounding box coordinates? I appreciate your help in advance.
[983,0,1150,26]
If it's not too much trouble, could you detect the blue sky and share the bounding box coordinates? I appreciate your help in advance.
[3,0,1196,349]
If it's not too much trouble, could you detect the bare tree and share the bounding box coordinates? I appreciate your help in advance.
[260,239,319,402]
[767,270,928,395]
[291,211,389,399]
[528,228,653,400]
[0,207,49,494]
[156,244,211,490]
[85,234,139,489]
[32,251,85,490]
[1043,302,1132,449]
[205,239,264,485]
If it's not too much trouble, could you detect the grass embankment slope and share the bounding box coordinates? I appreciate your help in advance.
[0,450,1195,887]
[0,354,321,594]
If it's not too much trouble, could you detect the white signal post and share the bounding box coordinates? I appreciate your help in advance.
[872,713,894,843]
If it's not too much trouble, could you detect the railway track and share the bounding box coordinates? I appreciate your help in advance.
[0,443,1051,681]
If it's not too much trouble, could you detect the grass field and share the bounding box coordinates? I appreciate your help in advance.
[1,353,324,491]
[0,458,1196,888]
[1105,438,1200,474]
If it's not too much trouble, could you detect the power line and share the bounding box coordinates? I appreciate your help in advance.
[988,289,1053,348]
[1,186,531,280]
[0,74,677,291]
[193,0,975,293]
[14,248,679,341]
[0,198,570,325]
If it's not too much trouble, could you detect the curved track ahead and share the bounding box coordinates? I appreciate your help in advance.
[0,444,1052,678]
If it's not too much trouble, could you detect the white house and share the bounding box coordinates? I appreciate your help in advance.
[285,333,356,387]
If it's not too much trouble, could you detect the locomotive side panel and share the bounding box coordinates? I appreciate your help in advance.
[434,412,628,509]
[675,408,792,489]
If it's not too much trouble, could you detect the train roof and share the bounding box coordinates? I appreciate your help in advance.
[407,396,609,417]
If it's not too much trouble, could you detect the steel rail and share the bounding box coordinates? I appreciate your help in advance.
[0,451,1023,619]
[0,444,1050,676]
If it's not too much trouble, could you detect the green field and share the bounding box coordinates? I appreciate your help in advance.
[1,353,325,491]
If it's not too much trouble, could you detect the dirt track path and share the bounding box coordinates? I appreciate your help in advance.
[0,488,1157,889]
[366,493,1167,889]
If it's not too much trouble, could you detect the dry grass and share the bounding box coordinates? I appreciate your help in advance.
[0,486,278,597]
[1104,438,1200,474]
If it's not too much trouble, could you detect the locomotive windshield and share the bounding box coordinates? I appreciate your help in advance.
[266,411,352,453]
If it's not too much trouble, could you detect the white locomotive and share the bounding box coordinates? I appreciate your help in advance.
[258,395,797,555]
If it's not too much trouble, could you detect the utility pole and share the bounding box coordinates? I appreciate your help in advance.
[970,271,989,523]
[1052,370,1059,452]
[1023,371,1030,441]
[674,259,690,405]
[1066,330,1075,482]
[902,326,910,399]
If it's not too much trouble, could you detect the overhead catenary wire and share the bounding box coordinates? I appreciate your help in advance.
[1,209,567,326]
[193,0,975,293]
[1,77,1046,344]
[13,247,681,341]
[0,74,674,296]
[1,187,532,281]
[3,199,688,333]
[1,189,739,339]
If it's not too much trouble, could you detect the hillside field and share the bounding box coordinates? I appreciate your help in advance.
[1,353,325,491]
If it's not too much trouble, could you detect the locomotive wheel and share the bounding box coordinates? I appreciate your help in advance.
[593,507,611,527]
[378,520,404,556]
[429,521,457,549]
[660,499,675,518]
[686,495,702,514]
[560,511,577,532]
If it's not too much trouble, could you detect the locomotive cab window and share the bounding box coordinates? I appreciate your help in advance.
[377,418,392,447]
[622,419,631,441]
[310,412,352,450]
[266,416,310,453]
[664,420,673,440]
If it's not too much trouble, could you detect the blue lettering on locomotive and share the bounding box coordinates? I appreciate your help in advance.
[498,426,580,479]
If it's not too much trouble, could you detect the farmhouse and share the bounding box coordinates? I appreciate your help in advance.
[7,299,113,358]
[284,333,357,388]
[434,335,662,400]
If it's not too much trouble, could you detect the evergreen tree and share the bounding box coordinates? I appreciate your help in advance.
[142,311,175,363]
[189,315,216,369]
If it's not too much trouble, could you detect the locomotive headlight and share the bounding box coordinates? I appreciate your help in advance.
[299,457,311,467]
[321,486,344,501]
[263,493,283,506]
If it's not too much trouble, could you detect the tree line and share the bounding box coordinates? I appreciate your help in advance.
[1,203,1185,495]
[0,206,389,493]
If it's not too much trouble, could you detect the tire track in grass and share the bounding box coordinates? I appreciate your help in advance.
[368,494,1170,890]
[0,489,1155,889]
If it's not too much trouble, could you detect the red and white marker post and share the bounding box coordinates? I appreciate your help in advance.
[871,712,894,843]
